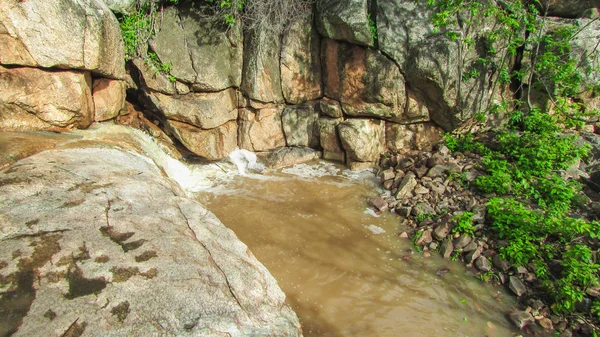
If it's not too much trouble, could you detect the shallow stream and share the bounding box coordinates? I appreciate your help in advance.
[193,161,520,337]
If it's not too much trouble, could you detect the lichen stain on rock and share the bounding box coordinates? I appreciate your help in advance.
[25,219,39,227]
[0,260,7,269]
[60,199,86,208]
[0,234,62,336]
[110,266,158,282]
[110,266,139,283]
[110,301,130,323]
[99,226,145,252]
[64,264,107,299]
[43,309,57,320]
[134,250,157,262]
[94,255,110,263]
[67,182,112,194]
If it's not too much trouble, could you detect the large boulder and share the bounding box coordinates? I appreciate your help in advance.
[386,122,443,152]
[281,14,323,104]
[0,145,302,337]
[377,0,510,131]
[241,29,284,103]
[316,0,373,47]
[0,66,93,131]
[93,78,127,122]
[0,0,125,79]
[238,107,286,151]
[166,119,238,160]
[321,39,408,122]
[337,118,384,163]
[318,116,345,162]
[281,104,320,148]
[148,89,238,129]
[150,4,243,91]
[102,0,139,14]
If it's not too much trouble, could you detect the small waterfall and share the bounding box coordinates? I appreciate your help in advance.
[228,148,266,175]
[75,124,238,193]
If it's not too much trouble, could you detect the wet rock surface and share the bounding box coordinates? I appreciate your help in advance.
[0,144,302,337]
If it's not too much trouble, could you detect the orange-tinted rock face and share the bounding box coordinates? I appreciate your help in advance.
[0,66,93,131]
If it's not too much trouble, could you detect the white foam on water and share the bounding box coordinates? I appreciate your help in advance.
[363,208,380,218]
[366,225,386,235]
[281,161,341,178]
[74,124,240,193]
[228,148,266,175]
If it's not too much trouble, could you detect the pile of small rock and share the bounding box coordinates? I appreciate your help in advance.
[370,144,582,336]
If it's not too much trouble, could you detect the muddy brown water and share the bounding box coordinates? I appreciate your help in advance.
[194,162,520,337]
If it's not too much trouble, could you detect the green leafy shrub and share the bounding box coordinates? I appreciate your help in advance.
[452,212,474,236]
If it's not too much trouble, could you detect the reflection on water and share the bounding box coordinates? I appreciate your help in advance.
[194,162,519,337]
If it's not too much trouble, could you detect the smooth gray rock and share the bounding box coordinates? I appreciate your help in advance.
[509,276,528,296]
[0,146,302,337]
[508,310,535,329]
[475,256,492,272]
[395,172,417,199]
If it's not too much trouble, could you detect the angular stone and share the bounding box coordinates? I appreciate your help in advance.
[318,98,343,118]
[0,66,93,131]
[316,0,373,46]
[0,0,125,79]
[492,254,511,272]
[92,78,126,122]
[338,119,384,162]
[538,317,554,331]
[433,220,453,240]
[508,276,527,297]
[241,29,283,103]
[395,205,412,218]
[411,202,435,217]
[370,196,389,212]
[441,240,454,259]
[475,256,492,272]
[281,14,322,104]
[415,228,433,246]
[282,104,320,148]
[508,311,535,329]
[463,241,478,253]
[151,89,238,129]
[395,172,417,199]
[238,107,286,152]
[318,116,345,162]
[0,145,302,336]
[465,246,483,264]
[166,119,237,160]
[453,234,472,250]
[102,0,138,14]
[322,39,407,121]
[379,168,396,182]
[426,164,450,178]
[386,122,444,152]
